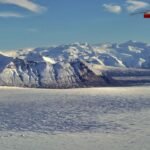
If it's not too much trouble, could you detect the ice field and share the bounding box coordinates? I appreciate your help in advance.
[0,86,150,150]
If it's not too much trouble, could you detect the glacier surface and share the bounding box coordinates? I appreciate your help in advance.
[0,86,150,150]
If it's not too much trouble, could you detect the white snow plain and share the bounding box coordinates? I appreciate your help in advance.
[0,86,150,150]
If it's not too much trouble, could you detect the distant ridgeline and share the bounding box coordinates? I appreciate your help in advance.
[0,41,150,88]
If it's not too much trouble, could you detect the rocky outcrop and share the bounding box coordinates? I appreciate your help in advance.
[0,58,112,88]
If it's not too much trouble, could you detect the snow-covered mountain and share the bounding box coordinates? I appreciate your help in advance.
[14,40,150,68]
[0,41,150,88]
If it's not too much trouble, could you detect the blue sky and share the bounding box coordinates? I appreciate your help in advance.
[0,0,150,50]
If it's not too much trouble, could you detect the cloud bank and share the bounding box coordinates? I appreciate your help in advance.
[0,0,46,18]
[103,4,122,14]
[0,0,46,13]
[126,0,149,12]
[0,12,23,18]
[103,0,150,14]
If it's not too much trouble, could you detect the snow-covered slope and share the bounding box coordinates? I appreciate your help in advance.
[15,41,150,68]
[94,40,150,68]
[0,41,150,88]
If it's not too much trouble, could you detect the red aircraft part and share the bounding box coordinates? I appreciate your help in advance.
[144,13,150,18]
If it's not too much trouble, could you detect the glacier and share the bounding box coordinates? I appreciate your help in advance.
[0,86,150,150]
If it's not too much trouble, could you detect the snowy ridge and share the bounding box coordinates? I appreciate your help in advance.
[0,41,150,88]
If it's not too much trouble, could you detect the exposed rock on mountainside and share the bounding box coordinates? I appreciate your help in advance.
[0,58,111,88]
[0,41,150,88]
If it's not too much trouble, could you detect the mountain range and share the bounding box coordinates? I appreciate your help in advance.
[0,40,150,88]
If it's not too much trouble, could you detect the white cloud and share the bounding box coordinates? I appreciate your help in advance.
[103,4,122,14]
[126,0,149,12]
[0,12,23,18]
[0,0,46,13]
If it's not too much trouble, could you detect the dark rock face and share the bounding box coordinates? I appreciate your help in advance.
[0,54,13,72]
[0,58,111,88]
